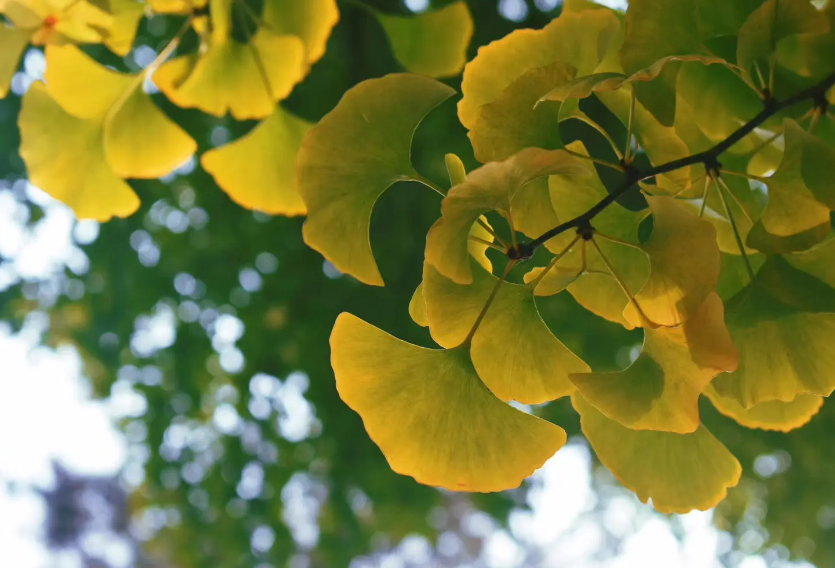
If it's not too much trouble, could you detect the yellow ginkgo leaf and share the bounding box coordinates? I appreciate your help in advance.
[458,8,620,131]
[153,0,306,120]
[510,177,561,250]
[202,106,311,215]
[711,255,835,407]
[623,195,720,327]
[0,25,30,98]
[18,83,139,221]
[144,0,206,14]
[571,293,738,434]
[4,0,113,45]
[408,282,429,328]
[331,313,566,492]
[298,73,455,286]
[704,385,823,432]
[44,45,196,179]
[262,0,339,65]
[470,61,574,163]
[370,1,472,78]
[574,392,741,514]
[98,0,144,57]
[426,148,587,284]
[747,120,832,254]
[423,262,589,404]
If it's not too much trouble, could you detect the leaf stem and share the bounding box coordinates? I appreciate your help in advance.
[590,237,653,325]
[563,149,624,171]
[414,175,446,197]
[624,89,636,164]
[719,168,768,183]
[593,231,642,250]
[714,175,755,282]
[469,236,505,252]
[698,175,711,218]
[462,260,516,345]
[517,71,835,256]
[526,234,581,289]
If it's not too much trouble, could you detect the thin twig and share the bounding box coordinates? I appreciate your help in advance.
[462,261,516,345]
[624,89,636,164]
[714,175,755,282]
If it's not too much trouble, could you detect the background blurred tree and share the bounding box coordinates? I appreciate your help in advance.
[1,0,835,567]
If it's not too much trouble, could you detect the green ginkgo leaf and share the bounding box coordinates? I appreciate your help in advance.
[457,8,620,131]
[736,0,827,88]
[469,61,574,163]
[509,177,562,250]
[422,262,589,404]
[426,148,587,284]
[571,293,738,434]
[298,73,455,286]
[704,385,823,432]
[202,106,311,216]
[776,0,835,81]
[0,26,29,98]
[331,313,566,492]
[623,195,720,327]
[711,255,835,407]
[574,392,742,514]
[18,83,139,221]
[44,45,196,179]
[369,1,472,78]
[747,120,832,254]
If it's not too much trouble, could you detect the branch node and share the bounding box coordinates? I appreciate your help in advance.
[704,155,722,178]
[814,93,830,115]
[576,220,595,241]
[508,242,534,261]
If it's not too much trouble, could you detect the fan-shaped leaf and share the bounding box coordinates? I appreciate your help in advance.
[202,106,311,215]
[298,73,455,286]
[4,0,112,44]
[370,1,472,78]
[18,83,139,221]
[426,148,586,284]
[100,0,144,56]
[0,26,29,98]
[574,392,741,514]
[624,196,720,327]
[331,313,566,492]
[571,293,738,433]
[422,262,588,404]
[262,0,339,65]
[704,385,823,432]
[712,255,835,407]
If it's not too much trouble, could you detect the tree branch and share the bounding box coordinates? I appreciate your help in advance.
[515,71,835,257]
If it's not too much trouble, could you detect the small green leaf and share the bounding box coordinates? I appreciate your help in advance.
[0,25,30,98]
[298,74,455,286]
[331,313,566,492]
[574,392,742,514]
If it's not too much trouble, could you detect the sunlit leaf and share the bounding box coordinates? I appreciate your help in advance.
[0,25,29,98]
[408,282,428,328]
[202,106,311,215]
[704,385,823,432]
[574,392,741,514]
[426,148,587,284]
[423,262,588,404]
[711,255,835,407]
[509,177,561,248]
[624,195,720,327]
[298,73,455,286]
[97,0,144,56]
[154,0,306,120]
[331,313,566,492]
[144,0,206,13]
[18,83,139,220]
[747,120,832,253]
[736,0,827,88]
[572,293,738,433]
[469,62,573,163]
[4,0,113,45]
[45,44,196,179]
[458,9,620,131]
[369,1,472,78]
[262,0,339,65]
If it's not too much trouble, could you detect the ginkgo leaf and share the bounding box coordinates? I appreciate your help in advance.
[409,282,428,328]
[711,255,835,407]
[154,0,306,120]
[202,106,311,215]
[331,313,566,492]
[539,142,649,328]
[298,73,455,286]
[145,0,206,13]
[44,45,196,179]
[747,120,832,254]
[574,392,742,514]
[18,83,139,221]
[422,262,589,404]
[736,0,827,87]
[510,177,561,249]
[262,0,339,65]
[469,61,574,163]
[425,148,587,284]
[571,293,738,434]
[96,0,144,56]
[458,8,620,131]
[369,1,472,78]
[0,25,29,98]
[3,0,112,45]
[704,385,823,432]
[623,195,720,327]
[776,0,835,81]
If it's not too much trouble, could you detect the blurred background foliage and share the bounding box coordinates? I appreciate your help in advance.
[2,0,835,567]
